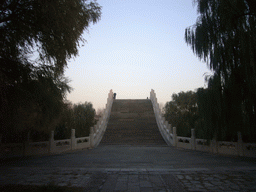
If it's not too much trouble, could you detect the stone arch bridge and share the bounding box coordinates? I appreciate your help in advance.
[0,89,255,191]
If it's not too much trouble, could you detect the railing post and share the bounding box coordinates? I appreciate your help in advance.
[165,121,169,131]
[150,89,154,100]
[168,124,172,134]
[49,130,55,153]
[173,127,177,147]
[237,132,244,156]
[191,129,196,150]
[210,137,218,154]
[90,127,94,148]
[71,129,76,150]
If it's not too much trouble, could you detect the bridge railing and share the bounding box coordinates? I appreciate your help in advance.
[0,90,114,158]
[89,89,114,148]
[76,136,90,150]
[150,89,256,158]
[175,130,256,157]
[150,89,176,146]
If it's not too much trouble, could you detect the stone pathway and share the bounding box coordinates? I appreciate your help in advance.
[1,145,256,191]
[175,169,256,191]
[1,167,256,191]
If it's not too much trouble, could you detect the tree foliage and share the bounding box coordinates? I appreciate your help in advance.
[0,0,101,142]
[54,102,74,140]
[54,102,96,139]
[164,91,200,137]
[73,102,95,137]
[1,64,72,143]
[164,86,250,141]
[197,74,251,141]
[1,0,101,73]
[185,0,256,141]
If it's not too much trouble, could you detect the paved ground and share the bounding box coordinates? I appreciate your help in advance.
[1,145,256,191]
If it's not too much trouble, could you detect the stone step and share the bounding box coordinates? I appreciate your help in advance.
[100,99,166,145]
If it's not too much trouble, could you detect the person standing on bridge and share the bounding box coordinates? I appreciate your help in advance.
[113,93,116,99]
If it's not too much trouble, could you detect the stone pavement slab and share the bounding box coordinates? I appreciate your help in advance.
[175,169,256,191]
[0,167,256,191]
[1,145,256,191]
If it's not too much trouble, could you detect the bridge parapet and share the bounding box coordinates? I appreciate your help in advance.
[150,89,256,157]
[150,89,176,146]
[0,90,114,158]
[89,89,114,148]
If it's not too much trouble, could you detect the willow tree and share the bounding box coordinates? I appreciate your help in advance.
[1,0,101,73]
[185,0,256,141]
[0,0,101,142]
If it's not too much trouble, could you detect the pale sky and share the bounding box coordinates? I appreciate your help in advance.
[65,0,212,111]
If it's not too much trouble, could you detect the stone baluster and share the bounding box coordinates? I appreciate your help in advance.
[191,129,196,150]
[173,127,177,147]
[71,129,76,150]
[168,124,172,134]
[49,130,55,153]
[211,137,218,154]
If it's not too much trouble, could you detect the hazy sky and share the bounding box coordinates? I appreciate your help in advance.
[65,0,212,111]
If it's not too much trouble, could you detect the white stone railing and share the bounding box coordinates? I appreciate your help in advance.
[243,143,256,157]
[0,90,114,158]
[174,131,256,157]
[89,89,114,148]
[150,89,176,146]
[27,141,50,155]
[177,136,191,149]
[150,89,256,158]
[76,136,90,149]
[0,143,24,157]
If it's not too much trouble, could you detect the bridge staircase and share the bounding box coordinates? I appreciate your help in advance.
[100,99,166,145]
